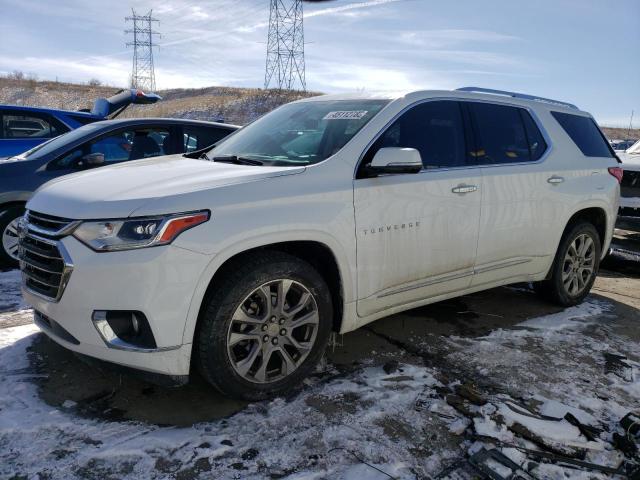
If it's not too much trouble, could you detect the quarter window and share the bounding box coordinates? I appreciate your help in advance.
[1,112,66,139]
[363,101,468,170]
[520,110,547,161]
[469,103,537,164]
[551,111,613,158]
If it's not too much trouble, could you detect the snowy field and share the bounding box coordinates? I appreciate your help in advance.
[1,266,639,479]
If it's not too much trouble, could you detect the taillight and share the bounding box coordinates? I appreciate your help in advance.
[608,167,623,184]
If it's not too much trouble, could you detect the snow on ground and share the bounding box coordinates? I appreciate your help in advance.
[0,268,639,479]
[0,323,449,479]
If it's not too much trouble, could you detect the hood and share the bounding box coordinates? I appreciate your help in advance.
[27,154,305,219]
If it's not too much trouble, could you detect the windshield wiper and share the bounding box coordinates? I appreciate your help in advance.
[212,155,264,166]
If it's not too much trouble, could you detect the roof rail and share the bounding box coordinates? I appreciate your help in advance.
[456,87,578,110]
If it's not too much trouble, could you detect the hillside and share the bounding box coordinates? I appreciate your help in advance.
[123,86,320,126]
[0,78,319,126]
[0,78,637,140]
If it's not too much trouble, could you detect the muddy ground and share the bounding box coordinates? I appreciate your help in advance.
[21,254,639,427]
[1,251,639,479]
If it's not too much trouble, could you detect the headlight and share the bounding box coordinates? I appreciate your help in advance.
[73,211,209,251]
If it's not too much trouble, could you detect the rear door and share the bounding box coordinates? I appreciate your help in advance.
[466,102,557,286]
[354,100,483,317]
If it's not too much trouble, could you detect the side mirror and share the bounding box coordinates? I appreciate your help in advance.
[78,152,105,168]
[366,147,423,176]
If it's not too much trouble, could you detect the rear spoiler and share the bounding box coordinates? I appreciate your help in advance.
[88,89,162,118]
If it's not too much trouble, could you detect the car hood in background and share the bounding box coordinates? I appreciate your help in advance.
[619,152,640,172]
[27,154,305,219]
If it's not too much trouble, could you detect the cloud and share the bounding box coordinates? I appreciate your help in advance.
[305,0,407,19]
[306,60,445,94]
[399,29,519,48]
[0,55,131,86]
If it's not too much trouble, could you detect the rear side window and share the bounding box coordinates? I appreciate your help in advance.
[469,103,546,164]
[551,111,613,158]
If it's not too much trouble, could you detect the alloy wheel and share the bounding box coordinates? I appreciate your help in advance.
[2,218,21,261]
[226,278,319,384]
[561,233,596,296]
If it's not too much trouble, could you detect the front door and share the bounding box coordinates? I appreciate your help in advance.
[354,100,482,317]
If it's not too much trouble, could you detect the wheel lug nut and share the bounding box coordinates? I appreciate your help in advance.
[272,337,278,345]
[279,318,285,325]
[263,335,269,343]
[261,324,268,331]
[280,329,287,336]
[271,316,276,323]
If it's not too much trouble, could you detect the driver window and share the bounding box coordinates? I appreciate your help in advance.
[50,128,171,170]
[362,101,468,170]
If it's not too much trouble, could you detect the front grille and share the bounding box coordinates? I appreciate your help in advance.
[621,170,640,198]
[24,210,77,236]
[18,211,76,302]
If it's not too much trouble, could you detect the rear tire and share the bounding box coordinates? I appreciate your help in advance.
[0,205,25,268]
[534,221,601,307]
[196,251,333,400]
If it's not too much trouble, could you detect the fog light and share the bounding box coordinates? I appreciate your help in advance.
[92,310,157,351]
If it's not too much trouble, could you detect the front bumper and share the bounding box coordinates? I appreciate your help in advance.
[23,236,211,377]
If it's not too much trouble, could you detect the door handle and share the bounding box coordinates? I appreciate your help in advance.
[451,184,478,194]
[547,175,565,184]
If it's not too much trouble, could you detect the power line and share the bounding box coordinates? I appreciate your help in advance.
[125,9,160,91]
[264,0,306,91]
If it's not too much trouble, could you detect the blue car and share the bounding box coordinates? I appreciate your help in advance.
[0,117,238,265]
[0,89,161,158]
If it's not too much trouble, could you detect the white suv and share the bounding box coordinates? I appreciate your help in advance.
[19,87,621,399]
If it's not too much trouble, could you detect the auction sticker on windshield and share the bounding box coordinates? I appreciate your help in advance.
[323,110,368,120]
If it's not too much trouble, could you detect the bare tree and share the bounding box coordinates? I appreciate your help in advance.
[7,70,25,80]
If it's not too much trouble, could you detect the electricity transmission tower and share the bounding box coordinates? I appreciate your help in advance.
[264,0,306,91]
[125,9,160,91]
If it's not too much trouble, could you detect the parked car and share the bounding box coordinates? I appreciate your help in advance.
[616,139,640,232]
[19,87,620,399]
[0,89,161,158]
[610,139,636,152]
[0,118,238,265]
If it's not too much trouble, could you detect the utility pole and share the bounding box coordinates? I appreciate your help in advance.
[628,110,634,139]
[264,0,306,91]
[125,9,160,92]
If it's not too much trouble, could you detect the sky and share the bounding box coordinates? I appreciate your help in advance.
[0,0,637,126]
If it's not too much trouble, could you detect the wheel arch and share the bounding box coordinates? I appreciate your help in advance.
[0,199,28,215]
[564,206,608,252]
[181,236,352,351]
[544,205,610,281]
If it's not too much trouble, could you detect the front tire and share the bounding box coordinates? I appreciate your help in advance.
[0,205,25,268]
[196,251,333,400]
[534,221,601,307]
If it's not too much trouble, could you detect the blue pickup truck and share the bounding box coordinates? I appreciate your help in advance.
[0,89,160,158]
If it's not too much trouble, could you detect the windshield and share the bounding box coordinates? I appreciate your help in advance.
[13,123,104,160]
[208,99,390,166]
